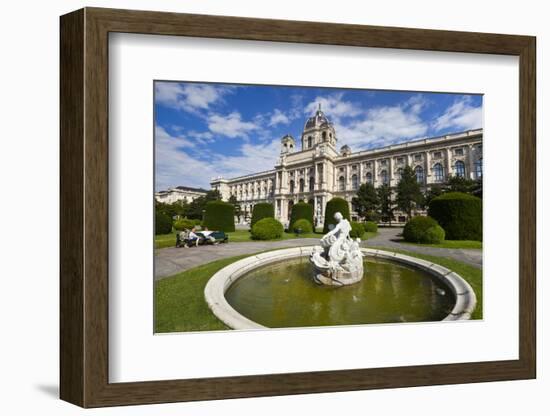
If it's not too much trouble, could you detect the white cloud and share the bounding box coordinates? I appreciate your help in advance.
[304,93,361,121]
[155,82,231,115]
[335,95,429,150]
[268,109,290,126]
[155,126,280,190]
[207,111,260,139]
[433,97,483,132]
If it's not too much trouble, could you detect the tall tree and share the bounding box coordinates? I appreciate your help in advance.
[395,165,424,219]
[352,183,379,220]
[424,184,445,208]
[376,184,394,225]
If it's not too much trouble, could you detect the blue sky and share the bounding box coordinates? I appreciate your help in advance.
[154,81,482,191]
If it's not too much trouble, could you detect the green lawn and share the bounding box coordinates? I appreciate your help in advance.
[155,229,378,249]
[400,240,482,249]
[155,246,482,333]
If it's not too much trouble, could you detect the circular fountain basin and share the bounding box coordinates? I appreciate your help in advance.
[204,247,477,330]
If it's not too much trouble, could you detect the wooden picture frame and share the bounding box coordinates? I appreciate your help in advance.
[60,7,536,408]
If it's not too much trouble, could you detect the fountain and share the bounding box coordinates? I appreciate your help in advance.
[204,216,477,330]
[310,212,363,286]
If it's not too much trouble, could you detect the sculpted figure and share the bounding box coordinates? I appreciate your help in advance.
[310,212,364,286]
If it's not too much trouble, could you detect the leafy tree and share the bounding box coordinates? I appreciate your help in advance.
[423,184,445,208]
[376,184,394,225]
[351,183,379,220]
[395,165,424,219]
[446,175,478,194]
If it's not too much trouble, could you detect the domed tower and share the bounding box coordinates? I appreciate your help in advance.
[301,104,337,150]
[280,134,296,154]
[340,144,351,157]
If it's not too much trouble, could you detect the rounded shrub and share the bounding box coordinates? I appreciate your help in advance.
[173,218,195,231]
[251,203,274,227]
[203,201,235,232]
[365,211,380,223]
[292,218,313,234]
[364,221,378,233]
[323,197,351,233]
[289,202,314,232]
[428,192,482,240]
[251,217,284,240]
[155,211,172,235]
[350,221,365,239]
[403,216,445,244]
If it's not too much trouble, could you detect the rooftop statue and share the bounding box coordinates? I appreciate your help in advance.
[310,212,364,286]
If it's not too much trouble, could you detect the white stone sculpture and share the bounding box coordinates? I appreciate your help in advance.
[310,212,364,286]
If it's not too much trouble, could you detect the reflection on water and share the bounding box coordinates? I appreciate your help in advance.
[225,257,455,328]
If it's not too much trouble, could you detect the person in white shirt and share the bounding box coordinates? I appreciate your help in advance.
[187,227,201,247]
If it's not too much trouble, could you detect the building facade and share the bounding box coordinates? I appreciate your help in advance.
[155,185,208,205]
[211,108,483,226]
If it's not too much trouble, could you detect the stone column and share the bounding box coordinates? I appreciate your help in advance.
[468,144,476,179]
[373,160,378,186]
[425,150,431,185]
[446,148,453,177]
[388,157,394,187]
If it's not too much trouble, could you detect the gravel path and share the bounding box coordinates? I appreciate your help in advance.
[155,228,482,280]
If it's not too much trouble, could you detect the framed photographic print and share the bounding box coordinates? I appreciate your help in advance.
[60,7,536,408]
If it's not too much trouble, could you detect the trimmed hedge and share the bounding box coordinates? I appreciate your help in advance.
[155,211,172,235]
[428,192,482,241]
[350,221,365,239]
[251,217,284,240]
[173,218,195,231]
[364,221,378,233]
[292,218,313,234]
[403,216,445,244]
[203,201,235,232]
[289,202,314,232]
[323,197,351,233]
[251,203,274,227]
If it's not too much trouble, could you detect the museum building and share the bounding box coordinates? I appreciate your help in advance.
[155,185,208,205]
[210,107,483,227]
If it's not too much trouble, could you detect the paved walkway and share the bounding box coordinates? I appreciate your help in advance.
[155,228,482,280]
[364,227,482,269]
[155,238,319,280]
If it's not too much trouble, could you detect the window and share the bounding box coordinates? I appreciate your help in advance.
[397,157,404,164]
[380,159,387,166]
[380,170,388,184]
[351,174,358,190]
[339,167,344,172]
[433,163,444,182]
[289,180,295,193]
[433,151,442,159]
[299,178,305,193]
[454,160,466,177]
[365,162,372,169]
[397,168,403,179]
[352,164,357,170]
[307,136,312,148]
[475,158,483,178]
[322,131,327,140]
[454,148,464,156]
[338,176,345,191]
[366,172,372,184]
[414,154,422,161]
[415,166,424,184]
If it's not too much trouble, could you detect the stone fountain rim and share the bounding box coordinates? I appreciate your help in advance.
[204,246,477,330]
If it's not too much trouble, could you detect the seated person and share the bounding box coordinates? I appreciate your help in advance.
[187,227,201,246]
[200,226,217,244]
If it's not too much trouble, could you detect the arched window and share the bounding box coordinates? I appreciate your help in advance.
[338,176,345,191]
[454,160,466,178]
[351,174,359,190]
[366,172,372,184]
[433,163,444,182]
[299,178,305,193]
[397,168,403,180]
[380,170,388,185]
[415,166,424,184]
[287,200,294,220]
[307,136,312,148]
[322,131,327,140]
[475,158,483,178]
[289,180,295,193]
[309,177,315,192]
